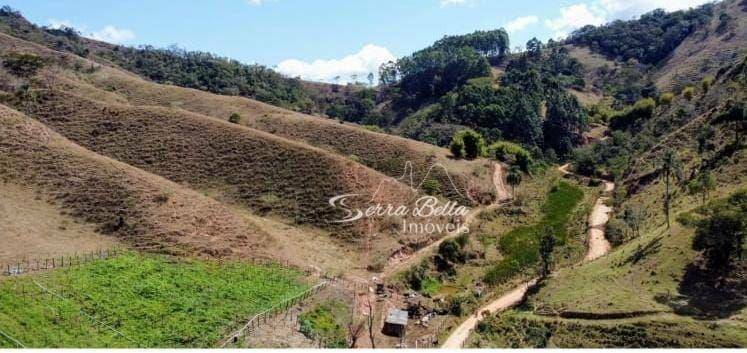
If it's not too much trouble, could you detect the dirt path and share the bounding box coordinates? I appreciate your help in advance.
[585,181,614,262]
[492,163,512,202]
[380,163,510,279]
[441,164,615,348]
[441,279,538,348]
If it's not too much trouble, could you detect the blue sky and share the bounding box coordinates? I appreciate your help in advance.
[3,0,712,83]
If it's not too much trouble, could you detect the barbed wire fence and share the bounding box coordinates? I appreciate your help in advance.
[0,327,25,348]
[1,247,120,277]
[219,276,369,348]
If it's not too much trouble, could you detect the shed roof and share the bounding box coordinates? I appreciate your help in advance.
[385,309,408,326]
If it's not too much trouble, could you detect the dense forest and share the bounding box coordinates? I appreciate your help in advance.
[568,5,714,64]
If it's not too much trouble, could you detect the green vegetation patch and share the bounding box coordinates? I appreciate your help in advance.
[298,300,349,348]
[0,252,309,348]
[485,181,584,284]
[471,311,746,348]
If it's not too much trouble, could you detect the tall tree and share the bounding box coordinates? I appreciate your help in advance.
[506,166,523,197]
[688,169,716,205]
[660,149,683,229]
[539,227,556,279]
[693,200,745,274]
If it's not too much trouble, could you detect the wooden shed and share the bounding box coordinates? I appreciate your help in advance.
[382,309,408,337]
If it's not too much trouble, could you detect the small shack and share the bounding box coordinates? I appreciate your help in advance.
[382,309,408,337]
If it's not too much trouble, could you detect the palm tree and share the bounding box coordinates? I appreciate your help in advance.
[660,148,683,229]
[506,166,522,197]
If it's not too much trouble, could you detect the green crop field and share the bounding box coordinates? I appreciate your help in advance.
[485,181,585,284]
[0,252,309,348]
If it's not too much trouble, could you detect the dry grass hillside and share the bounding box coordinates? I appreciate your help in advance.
[654,0,747,91]
[0,104,270,260]
[0,182,118,263]
[0,31,495,206]
[0,31,474,273]
[77,67,495,204]
[10,89,415,241]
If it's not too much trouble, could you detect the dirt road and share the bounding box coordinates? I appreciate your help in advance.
[441,165,615,348]
[585,181,614,262]
[441,278,538,348]
[380,163,510,279]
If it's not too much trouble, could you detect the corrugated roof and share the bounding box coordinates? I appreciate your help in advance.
[385,309,408,325]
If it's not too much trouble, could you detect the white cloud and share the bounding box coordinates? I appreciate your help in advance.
[440,0,474,8]
[505,15,539,34]
[47,19,76,30]
[599,0,713,20]
[47,19,135,44]
[544,0,713,38]
[87,25,136,44]
[247,0,264,5]
[276,44,396,84]
[544,3,606,39]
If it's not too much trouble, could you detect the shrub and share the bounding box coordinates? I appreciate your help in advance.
[298,301,348,348]
[450,138,465,159]
[682,86,696,101]
[450,129,485,159]
[701,76,714,92]
[605,218,627,246]
[488,141,533,172]
[2,52,44,77]
[659,92,674,106]
[421,178,442,195]
[228,112,241,124]
[609,98,656,130]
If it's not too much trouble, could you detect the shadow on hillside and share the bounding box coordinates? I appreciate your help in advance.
[656,262,746,319]
[622,236,662,266]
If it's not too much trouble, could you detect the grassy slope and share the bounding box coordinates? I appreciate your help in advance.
[0,31,472,274]
[75,66,495,205]
[0,104,272,260]
[653,0,747,91]
[13,88,416,240]
[0,252,308,348]
[0,183,118,262]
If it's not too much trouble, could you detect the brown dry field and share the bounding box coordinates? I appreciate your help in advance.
[0,104,273,261]
[0,182,118,263]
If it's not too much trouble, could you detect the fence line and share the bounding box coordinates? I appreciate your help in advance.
[31,279,140,347]
[219,280,330,347]
[1,247,120,277]
[0,327,25,348]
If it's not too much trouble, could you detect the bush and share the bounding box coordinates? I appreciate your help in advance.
[659,92,674,106]
[682,86,696,101]
[2,52,44,77]
[228,112,241,124]
[450,137,465,159]
[701,76,714,92]
[609,98,656,130]
[605,218,627,246]
[298,301,348,348]
[488,141,533,172]
[421,178,442,195]
[450,129,485,159]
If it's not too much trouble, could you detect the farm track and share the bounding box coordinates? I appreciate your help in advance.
[441,164,615,348]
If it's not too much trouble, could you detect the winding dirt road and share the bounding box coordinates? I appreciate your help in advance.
[441,165,615,348]
[585,181,614,262]
[380,163,511,279]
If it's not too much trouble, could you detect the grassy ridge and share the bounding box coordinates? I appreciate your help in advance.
[0,252,308,348]
[485,181,584,284]
[470,311,746,348]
